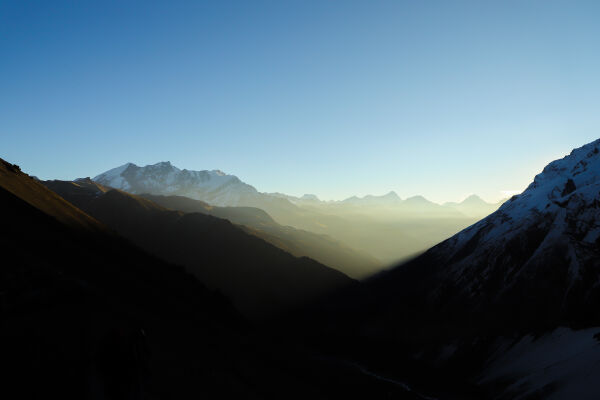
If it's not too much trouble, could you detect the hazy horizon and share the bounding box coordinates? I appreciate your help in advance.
[2,1,600,203]
[4,149,582,204]
[87,159,517,204]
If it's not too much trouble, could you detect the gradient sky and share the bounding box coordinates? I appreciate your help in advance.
[1,1,599,203]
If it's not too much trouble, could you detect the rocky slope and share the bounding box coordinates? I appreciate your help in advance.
[303,138,600,399]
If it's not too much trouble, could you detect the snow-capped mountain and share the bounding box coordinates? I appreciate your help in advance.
[94,161,260,207]
[415,138,600,398]
[94,162,499,220]
[316,139,600,399]
[356,138,600,335]
[432,138,600,319]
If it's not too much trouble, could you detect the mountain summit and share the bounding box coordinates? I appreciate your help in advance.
[94,162,257,206]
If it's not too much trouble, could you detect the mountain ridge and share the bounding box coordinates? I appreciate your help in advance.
[139,193,382,278]
[94,161,501,211]
[301,138,600,399]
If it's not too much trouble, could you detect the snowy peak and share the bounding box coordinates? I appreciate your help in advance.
[93,162,136,191]
[95,162,135,180]
[498,138,600,221]
[93,161,257,206]
[420,138,600,327]
[348,138,600,381]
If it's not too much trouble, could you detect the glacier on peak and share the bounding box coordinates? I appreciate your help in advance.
[93,161,258,207]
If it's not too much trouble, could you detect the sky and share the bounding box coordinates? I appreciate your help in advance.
[1,1,599,203]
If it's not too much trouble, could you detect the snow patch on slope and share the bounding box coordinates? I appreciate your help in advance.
[450,139,600,250]
[499,139,600,221]
[481,327,600,400]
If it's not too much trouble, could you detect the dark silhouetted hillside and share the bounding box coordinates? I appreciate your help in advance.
[139,193,382,279]
[296,139,600,399]
[2,158,429,400]
[44,180,355,319]
[0,159,254,399]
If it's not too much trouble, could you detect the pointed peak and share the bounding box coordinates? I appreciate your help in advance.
[461,194,485,204]
[405,195,428,202]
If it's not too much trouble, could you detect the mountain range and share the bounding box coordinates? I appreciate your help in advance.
[274,190,502,218]
[94,161,504,266]
[95,162,502,218]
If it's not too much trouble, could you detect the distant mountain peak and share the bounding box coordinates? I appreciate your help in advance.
[102,162,135,174]
[383,190,400,199]
[406,137,600,327]
[93,161,258,206]
[439,194,503,217]
[461,194,485,204]
[404,195,430,203]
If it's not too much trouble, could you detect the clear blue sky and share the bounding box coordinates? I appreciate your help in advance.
[1,1,599,203]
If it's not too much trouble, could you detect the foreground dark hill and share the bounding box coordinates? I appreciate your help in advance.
[303,139,600,399]
[0,159,250,398]
[45,179,354,319]
[140,193,381,278]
